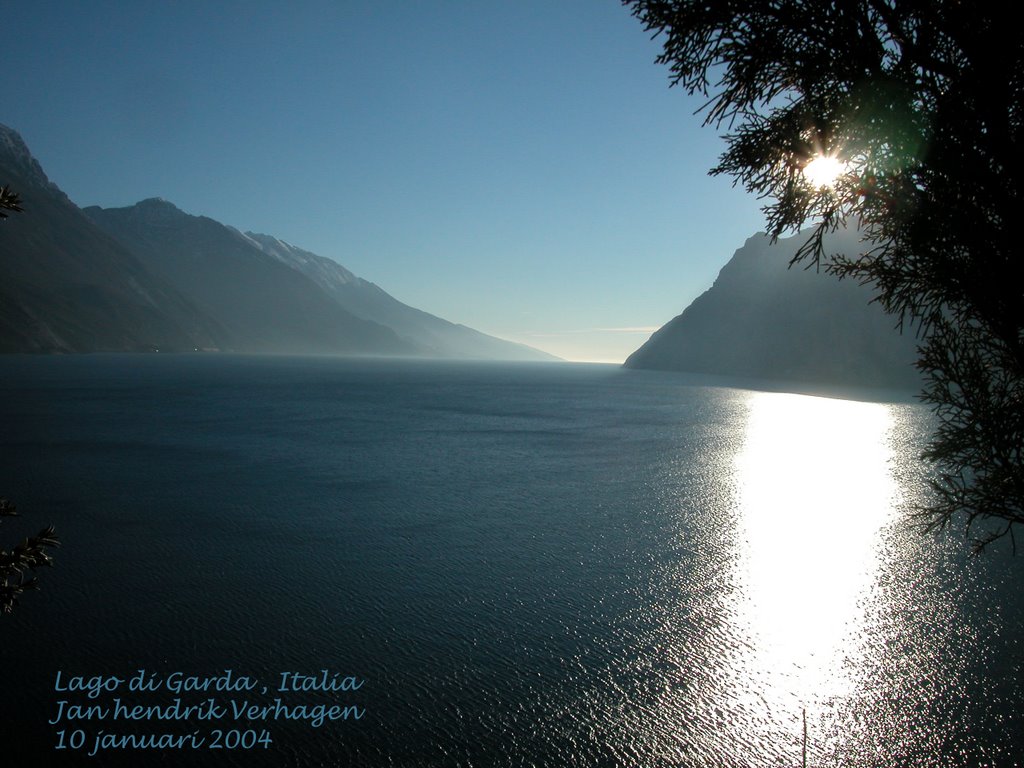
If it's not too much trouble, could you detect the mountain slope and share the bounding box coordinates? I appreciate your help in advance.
[242,232,557,362]
[83,200,416,356]
[625,230,921,390]
[0,124,222,352]
[1,122,554,361]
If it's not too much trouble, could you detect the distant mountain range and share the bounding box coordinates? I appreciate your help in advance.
[0,124,554,360]
[625,230,922,390]
[241,232,554,360]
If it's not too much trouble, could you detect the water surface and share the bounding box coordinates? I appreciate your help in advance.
[0,355,1020,766]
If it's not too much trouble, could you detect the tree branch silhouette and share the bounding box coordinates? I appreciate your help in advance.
[0,499,60,614]
[625,0,1024,549]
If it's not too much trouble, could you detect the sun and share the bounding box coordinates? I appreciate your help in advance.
[803,154,846,189]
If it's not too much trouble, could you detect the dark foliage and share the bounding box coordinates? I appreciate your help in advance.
[625,0,1023,549]
[0,184,22,218]
[0,499,59,614]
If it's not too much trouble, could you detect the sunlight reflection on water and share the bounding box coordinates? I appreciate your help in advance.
[586,387,987,768]
[729,392,900,753]
[643,389,993,768]
[734,393,896,703]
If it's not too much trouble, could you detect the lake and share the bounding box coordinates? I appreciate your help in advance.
[1,354,1021,767]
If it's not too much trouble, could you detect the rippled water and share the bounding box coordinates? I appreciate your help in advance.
[0,355,1021,767]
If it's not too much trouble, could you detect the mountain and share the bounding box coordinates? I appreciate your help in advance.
[0,124,222,352]
[0,122,554,359]
[242,232,557,361]
[625,229,922,390]
[83,199,416,356]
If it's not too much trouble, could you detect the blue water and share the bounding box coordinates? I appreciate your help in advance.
[0,355,1021,767]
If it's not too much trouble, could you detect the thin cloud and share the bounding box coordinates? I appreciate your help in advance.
[524,327,659,338]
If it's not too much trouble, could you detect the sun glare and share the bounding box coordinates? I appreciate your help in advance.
[803,154,846,189]
[730,391,897,705]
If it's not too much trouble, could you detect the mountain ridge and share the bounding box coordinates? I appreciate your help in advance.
[0,123,554,361]
[242,232,557,361]
[625,229,922,391]
[0,124,224,352]
[82,199,415,356]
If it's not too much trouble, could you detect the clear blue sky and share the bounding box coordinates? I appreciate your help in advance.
[2,1,765,362]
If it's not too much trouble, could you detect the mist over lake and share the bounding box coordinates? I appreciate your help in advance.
[2,355,1022,767]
